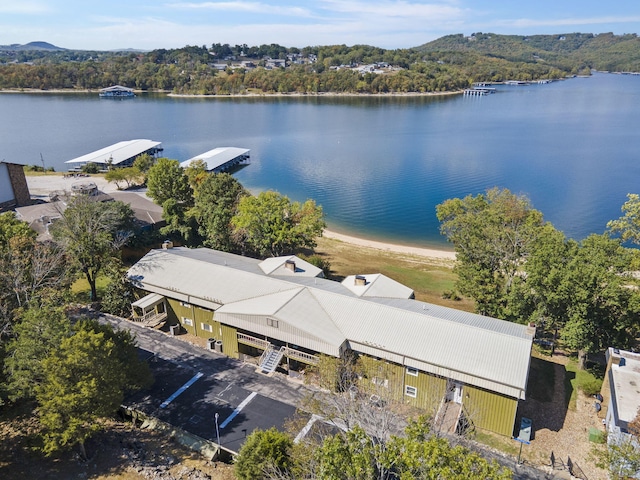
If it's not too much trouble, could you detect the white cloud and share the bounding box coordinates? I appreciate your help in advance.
[319,0,466,20]
[0,1,50,14]
[165,1,313,17]
[498,15,640,29]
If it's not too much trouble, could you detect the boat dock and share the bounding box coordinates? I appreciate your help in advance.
[463,87,495,96]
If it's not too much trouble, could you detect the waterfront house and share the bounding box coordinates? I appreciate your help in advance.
[127,246,535,437]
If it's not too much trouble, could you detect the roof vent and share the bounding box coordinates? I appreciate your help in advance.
[162,240,173,249]
[285,259,296,272]
[355,275,366,286]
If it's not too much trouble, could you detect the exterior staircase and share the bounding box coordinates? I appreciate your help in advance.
[259,346,285,374]
[436,401,462,435]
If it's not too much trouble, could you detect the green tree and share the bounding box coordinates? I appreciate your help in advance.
[0,211,35,247]
[50,195,135,301]
[36,320,152,458]
[105,166,142,189]
[232,191,326,257]
[3,305,71,401]
[132,153,155,174]
[234,427,293,480]
[607,193,640,245]
[560,234,639,368]
[184,158,209,192]
[194,173,248,252]
[513,224,576,350]
[436,188,545,318]
[100,260,139,317]
[146,157,193,207]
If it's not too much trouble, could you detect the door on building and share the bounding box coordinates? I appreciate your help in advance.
[446,379,464,404]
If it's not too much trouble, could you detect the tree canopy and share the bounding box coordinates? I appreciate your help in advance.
[50,195,135,301]
[232,191,325,257]
[437,189,640,367]
[193,172,248,252]
[436,187,545,318]
[35,319,152,458]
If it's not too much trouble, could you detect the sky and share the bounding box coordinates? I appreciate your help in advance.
[1,0,640,51]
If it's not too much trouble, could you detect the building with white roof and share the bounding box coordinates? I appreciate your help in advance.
[127,246,535,436]
[180,147,250,173]
[65,139,163,171]
[603,348,640,441]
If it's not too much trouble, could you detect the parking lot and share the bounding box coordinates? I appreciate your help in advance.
[102,314,315,454]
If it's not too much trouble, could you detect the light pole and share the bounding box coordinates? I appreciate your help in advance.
[214,412,220,456]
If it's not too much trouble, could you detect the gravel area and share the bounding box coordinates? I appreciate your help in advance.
[518,354,607,480]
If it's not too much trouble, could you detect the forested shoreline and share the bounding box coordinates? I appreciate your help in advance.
[2,32,638,95]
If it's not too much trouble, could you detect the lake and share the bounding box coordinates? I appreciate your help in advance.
[1,72,639,249]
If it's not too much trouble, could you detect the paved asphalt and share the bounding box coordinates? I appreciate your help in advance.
[100,314,314,454]
[101,314,563,478]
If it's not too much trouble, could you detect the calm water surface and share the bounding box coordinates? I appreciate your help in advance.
[1,72,639,248]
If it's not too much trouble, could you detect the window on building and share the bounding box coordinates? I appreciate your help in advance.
[180,301,191,308]
[405,385,417,398]
[406,367,419,377]
[182,317,193,326]
[267,318,279,328]
[201,323,213,332]
[371,377,389,388]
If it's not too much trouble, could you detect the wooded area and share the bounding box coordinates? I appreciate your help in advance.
[2,32,639,94]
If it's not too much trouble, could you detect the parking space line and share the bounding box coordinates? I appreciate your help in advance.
[219,392,257,429]
[160,372,204,408]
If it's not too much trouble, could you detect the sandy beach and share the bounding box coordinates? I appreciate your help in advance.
[24,173,456,260]
[322,229,456,260]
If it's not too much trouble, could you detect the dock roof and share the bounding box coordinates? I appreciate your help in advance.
[65,139,162,166]
[180,147,250,172]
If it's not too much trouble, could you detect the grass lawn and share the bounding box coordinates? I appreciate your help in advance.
[314,236,474,311]
[564,359,603,410]
[70,274,110,303]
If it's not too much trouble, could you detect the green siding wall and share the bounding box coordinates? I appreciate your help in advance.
[221,324,239,359]
[463,385,518,437]
[404,371,447,413]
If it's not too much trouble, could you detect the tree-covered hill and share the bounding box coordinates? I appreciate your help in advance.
[1,32,639,94]
[416,32,640,73]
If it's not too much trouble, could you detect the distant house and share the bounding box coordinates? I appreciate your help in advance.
[0,161,30,210]
[127,246,536,437]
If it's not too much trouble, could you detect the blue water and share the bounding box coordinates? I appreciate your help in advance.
[1,72,639,248]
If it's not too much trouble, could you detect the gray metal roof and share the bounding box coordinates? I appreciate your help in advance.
[127,247,534,398]
[341,273,414,299]
[180,147,250,171]
[65,139,161,166]
[259,256,323,277]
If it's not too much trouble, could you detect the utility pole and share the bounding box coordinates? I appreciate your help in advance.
[40,153,45,173]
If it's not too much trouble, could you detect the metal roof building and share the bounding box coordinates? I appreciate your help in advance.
[65,139,162,170]
[127,247,535,436]
[180,147,250,173]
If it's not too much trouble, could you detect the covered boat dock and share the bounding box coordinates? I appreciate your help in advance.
[64,139,163,171]
[180,147,250,173]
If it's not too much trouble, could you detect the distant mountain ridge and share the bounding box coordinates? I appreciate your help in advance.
[416,32,640,72]
[0,41,65,51]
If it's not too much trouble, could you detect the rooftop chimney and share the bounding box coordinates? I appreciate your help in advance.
[162,240,173,249]
[285,259,296,272]
[355,275,366,286]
